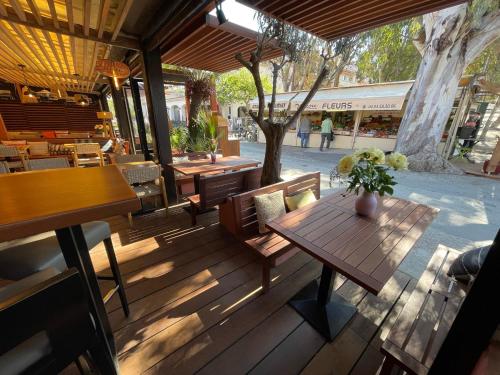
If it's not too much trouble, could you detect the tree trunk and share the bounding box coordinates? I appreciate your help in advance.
[395,6,468,173]
[261,125,286,185]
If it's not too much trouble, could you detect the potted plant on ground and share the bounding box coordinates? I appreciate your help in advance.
[336,148,408,216]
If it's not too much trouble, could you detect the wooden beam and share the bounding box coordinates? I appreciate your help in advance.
[0,6,140,50]
[130,77,152,160]
[111,0,133,41]
[141,48,177,201]
[98,0,111,39]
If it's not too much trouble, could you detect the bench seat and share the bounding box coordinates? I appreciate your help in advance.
[380,245,467,375]
[219,172,321,293]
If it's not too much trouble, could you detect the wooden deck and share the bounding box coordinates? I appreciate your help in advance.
[73,204,417,374]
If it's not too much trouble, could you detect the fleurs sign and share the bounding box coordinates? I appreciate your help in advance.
[95,59,130,79]
[290,97,404,111]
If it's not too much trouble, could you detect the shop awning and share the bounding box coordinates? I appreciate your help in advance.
[249,81,414,112]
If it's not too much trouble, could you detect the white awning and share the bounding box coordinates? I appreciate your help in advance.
[248,92,298,111]
[248,81,414,112]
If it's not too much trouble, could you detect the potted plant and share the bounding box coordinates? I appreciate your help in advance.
[195,111,220,163]
[336,148,408,216]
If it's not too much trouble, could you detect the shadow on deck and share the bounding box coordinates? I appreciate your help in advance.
[67,204,414,375]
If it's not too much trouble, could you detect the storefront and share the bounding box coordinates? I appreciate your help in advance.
[249,81,414,151]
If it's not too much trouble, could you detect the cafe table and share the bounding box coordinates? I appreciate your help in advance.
[0,166,140,372]
[169,156,260,193]
[266,191,438,341]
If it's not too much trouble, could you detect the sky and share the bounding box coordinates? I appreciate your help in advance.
[209,0,259,31]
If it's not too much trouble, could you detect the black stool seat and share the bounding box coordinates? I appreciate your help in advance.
[0,221,129,316]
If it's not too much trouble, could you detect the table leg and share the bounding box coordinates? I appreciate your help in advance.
[55,225,118,373]
[194,173,201,194]
[289,264,356,341]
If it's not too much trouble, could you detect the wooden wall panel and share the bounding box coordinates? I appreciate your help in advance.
[0,102,99,131]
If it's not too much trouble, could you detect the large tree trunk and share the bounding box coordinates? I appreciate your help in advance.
[261,125,286,185]
[395,5,468,172]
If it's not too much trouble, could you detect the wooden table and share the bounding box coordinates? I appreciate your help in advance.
[266,191,438,341]
[170,156,260,193]
[0,166,140,373]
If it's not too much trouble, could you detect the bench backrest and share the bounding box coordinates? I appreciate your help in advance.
[198,167,262,211]
[228,172,320,237]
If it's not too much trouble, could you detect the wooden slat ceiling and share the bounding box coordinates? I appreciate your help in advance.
[238,0,468,40]
[0,0,136,93]
[161,14,283,73]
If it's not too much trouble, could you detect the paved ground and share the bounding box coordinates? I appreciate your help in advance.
[240,142,500,279]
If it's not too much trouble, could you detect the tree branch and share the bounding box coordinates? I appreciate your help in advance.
[465,9,500,65]
[285,64,329,129]
[235,52,252,70]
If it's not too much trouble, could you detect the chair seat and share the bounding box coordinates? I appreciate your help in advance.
[133,182,161,198]
[0,221,111,280]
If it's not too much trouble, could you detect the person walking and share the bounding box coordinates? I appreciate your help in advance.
[298,116,311,148]
[320,114,333,151]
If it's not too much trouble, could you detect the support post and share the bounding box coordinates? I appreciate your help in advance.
[130,78,151,160]
[110,82,133,149]
[141,48,177,202]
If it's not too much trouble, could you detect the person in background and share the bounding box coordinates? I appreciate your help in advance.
[298,115,311,148]
[320,113,333,151]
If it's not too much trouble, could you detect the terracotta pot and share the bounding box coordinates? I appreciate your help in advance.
[210,152,216,164]
[355,192,378,217]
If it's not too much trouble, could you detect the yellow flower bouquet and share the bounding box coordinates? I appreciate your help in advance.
[333,148,407,216]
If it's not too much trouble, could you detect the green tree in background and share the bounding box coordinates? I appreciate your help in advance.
[465,41,500,83]
[357,19,422,83]
[216,68,272,106]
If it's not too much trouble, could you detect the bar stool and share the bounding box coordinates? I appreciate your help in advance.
[0,221,129,316]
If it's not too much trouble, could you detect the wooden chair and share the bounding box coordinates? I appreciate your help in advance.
[0,268,117,374]
[71,143,105,167]
[219,172,320,292]
[0,144,29,171]
[28,157,70,170]
[115,154,145,164]
[122,164,168,226]
[187,167,262,225]
[27,141,50,158]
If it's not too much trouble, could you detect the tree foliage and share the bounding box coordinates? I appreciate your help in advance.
[465,40,500,83]
[216,68,272,106]
[357,19,422,83]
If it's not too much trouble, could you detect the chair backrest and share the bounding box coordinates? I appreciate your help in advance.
[1,140,26,146]
[27,141,49,156]
[198,167,263,211]
[122,164,161,185]
[115,154,146,164]
[73,143,101,155]
[0,268,115,374]
[28,157,70,170]
[0,161,9,174]
[0,144,20,158]
[229,172,320,237]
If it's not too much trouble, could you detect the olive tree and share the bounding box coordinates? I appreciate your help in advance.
[236,16,359,185]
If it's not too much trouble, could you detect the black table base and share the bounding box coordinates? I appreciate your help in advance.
[289,265,356,342]
[56,225,118,374]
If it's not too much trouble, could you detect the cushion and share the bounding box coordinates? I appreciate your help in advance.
[254,190,286,234]
[447,245,491,283]
[285,189,317,211]
[0,221,110,280]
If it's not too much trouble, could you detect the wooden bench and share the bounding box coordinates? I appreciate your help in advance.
[380,245,468,375]
[187,167,262,225]
[219,172,320,293]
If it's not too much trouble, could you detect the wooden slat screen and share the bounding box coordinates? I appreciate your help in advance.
[0,102,100,131]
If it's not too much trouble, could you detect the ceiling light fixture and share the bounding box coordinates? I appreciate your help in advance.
[18,64,36,98]
[73,73,89,106]
[215,1,227,25]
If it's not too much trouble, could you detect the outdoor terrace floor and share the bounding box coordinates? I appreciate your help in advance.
[65,204,417,375]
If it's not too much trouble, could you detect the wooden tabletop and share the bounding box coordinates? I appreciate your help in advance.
[0,165,140,242]
[170,156,260,176]
[266,191,438,295]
